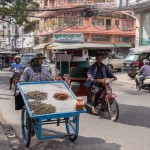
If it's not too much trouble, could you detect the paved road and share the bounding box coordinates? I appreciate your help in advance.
[0,69,150,150]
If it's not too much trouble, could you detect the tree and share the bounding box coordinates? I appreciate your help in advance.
[0,0,39,49]
[0,0,39,26]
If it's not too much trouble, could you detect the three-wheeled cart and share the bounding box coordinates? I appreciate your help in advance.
[18,81,86,147]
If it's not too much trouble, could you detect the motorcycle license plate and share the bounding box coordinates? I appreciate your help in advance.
[126,64,130,67]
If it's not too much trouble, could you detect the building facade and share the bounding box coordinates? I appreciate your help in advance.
[35,0,135,58]
[133,1,150,51]
[0,21,7,50]
[0,19,19,51]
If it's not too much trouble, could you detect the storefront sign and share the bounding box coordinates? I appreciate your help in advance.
[53,33,84,43]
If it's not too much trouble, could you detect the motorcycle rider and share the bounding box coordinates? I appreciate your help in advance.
[136,59,150,89]
[87,54,117,113]
[9,55,23,90]
[20,53,53,82]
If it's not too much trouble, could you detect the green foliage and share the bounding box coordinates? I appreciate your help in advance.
[24,20,37,33]
[0,0,39,27]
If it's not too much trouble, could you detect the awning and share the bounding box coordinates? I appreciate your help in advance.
[0,51,18,54]
[115,44,132,48]
[47,43,115,50]
[33,43,49,50]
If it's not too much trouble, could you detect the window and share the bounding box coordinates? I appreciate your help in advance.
[64,13,70,17]
[79,0,86,2]
[58,13,63,27]
[78,18,84,26]
[116,54,126,59]
[58,0,63,4]
[115,20,120,27]
[64,18,78,26]
[92,35,110,42]
[125,54,139,61]
[115,36,132,42]
[35,37,39,45]
[122,20,134,31]
[106,19,111,29]
[44,0,48,7]
[94,0,105,2]
[68,0,77,3]
[92,18,104,26]
[142,12,150,45]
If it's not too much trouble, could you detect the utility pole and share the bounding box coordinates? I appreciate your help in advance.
[14,22,17,51]
[119,0,123,8]
[126,0,129,6]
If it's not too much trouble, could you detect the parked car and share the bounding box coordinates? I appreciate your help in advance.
[89,53,126,71]
[21,53,52,73]
[121,51,150,78]
[21,53,34,68]
[42,60,52,74]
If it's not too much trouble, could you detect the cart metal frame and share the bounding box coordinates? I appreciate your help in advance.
[18,81,86,147]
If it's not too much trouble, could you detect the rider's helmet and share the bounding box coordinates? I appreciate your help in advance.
[143,59,149,65]
[14,55,21,62]
[31,53,46,61]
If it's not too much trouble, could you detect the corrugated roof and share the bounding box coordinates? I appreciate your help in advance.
[47,43,115,50]
[47,42,132,50]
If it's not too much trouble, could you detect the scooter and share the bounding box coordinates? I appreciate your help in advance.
[85,78,119,122]
[135,75,150,92]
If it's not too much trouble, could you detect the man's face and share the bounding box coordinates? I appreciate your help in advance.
[96,56,103,64]
[37,58,44,66]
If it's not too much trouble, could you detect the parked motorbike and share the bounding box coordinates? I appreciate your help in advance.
[0,61,3,71]
[85,78,119,122]
[135,75,150,92]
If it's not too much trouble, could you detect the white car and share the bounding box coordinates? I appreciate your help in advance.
[89,53,126,71]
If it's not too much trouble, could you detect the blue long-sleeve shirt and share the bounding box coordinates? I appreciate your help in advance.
[88,63,115,79]
[139,65,150,77]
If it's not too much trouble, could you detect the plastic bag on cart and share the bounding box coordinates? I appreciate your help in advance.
[15,92,24,110]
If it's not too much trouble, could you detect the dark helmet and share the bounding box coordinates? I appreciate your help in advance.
[31,53,46,61]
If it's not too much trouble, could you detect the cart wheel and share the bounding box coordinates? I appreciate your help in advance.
[21,106,31,147]
[65,116,79,142]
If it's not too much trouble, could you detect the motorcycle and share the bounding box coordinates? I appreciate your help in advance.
[13,69,23,96]
[85,78,119,122]
[135,75,150,92]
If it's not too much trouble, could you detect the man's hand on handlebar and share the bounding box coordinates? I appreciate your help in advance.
[91,79,97,83]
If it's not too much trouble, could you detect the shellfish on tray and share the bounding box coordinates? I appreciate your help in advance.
[53,93,69,100]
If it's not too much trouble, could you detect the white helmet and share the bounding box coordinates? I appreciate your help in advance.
[14,55,21,61]
[143,59,149,65]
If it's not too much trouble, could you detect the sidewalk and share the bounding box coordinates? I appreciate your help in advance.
[0,124,12,150]
[0,69,12,150]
